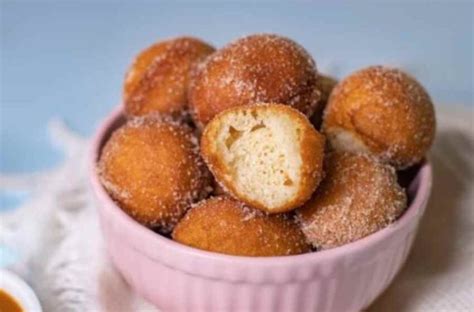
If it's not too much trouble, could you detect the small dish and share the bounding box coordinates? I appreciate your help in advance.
[90,108,432,312]
[0,269,42,312]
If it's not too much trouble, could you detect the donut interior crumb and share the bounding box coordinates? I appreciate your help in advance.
[213,107,303,211]
[326,126,370,154]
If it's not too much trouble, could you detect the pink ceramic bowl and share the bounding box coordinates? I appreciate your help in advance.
[90,108,432,312]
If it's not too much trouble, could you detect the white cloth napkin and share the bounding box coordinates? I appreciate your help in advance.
[0,120,157,312]
[1,106,473,312]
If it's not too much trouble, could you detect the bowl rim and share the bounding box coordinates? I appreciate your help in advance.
[89,107,433,266]
[0,269,42,312]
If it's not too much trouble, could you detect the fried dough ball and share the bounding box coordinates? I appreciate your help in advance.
[124,37,215,117]
[201,103,325,213]
[98,117,212,232]
[188,34,320,127]
[172,196,311,256]
[322,66,436,169]
[310,74,338,129]
[296,152,407,250]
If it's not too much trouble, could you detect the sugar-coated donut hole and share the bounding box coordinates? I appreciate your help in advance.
[188,34,320,127]
[322,66,435,169]
[98,116,212,232]
[124,37,215,117]
[296,152,407,250]
[172,196,311,256]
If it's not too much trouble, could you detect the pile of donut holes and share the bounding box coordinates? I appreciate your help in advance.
[98,34,435,256]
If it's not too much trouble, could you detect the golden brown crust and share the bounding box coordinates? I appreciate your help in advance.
[296,152,407,249]
[310,74,338,129]
[97,117,212,232]
[188,34,319,127]
[124,37,215,117]
[322,66,435,169]
[172,196,311,256]
[200,103,325,213]
[296,108,326,210]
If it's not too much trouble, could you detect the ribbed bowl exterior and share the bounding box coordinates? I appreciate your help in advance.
[91,108,432,312]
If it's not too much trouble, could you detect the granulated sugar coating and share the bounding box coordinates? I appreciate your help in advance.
[97,116,212,232]
[172,196,311,256]
[322,66,435,169]
[124,37,215,117]
[296,152,407,250]
[188,34,321,127]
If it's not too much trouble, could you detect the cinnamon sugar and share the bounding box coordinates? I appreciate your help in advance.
[97,117,211,232]
[297,152,407,249]
[188,34,320,125]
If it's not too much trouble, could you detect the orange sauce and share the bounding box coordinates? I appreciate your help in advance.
[0,289,23,312]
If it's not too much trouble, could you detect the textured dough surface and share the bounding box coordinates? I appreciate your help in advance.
[322,66,435,169]
[124,37,215,117]
[188,34,320,126]
[98,117,211,231]
[296,152,407,249]
[172,196,311,256]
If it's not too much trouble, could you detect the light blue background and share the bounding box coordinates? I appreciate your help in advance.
[1,2,473,177]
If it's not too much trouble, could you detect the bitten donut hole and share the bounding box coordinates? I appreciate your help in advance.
[216,109,303,211]
[201,103,325,213]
